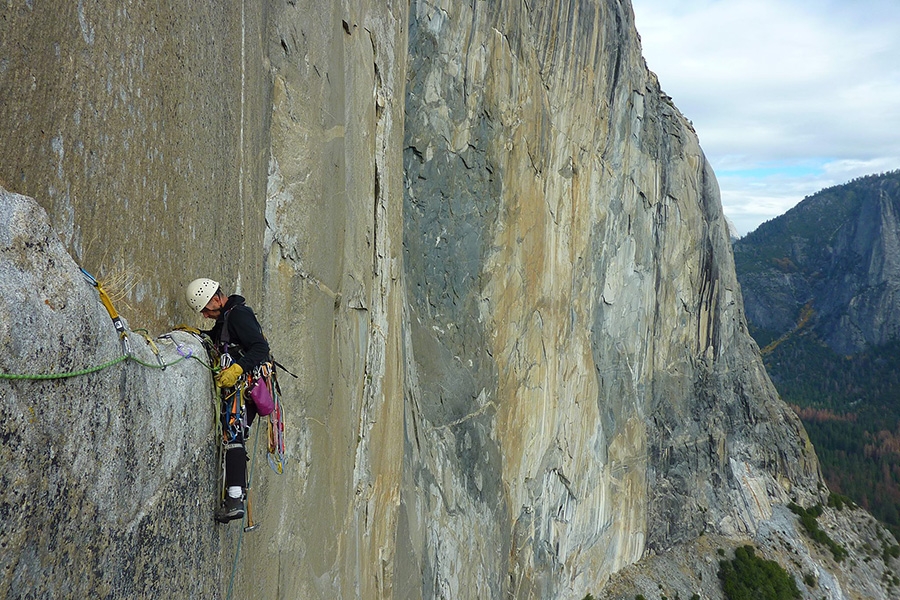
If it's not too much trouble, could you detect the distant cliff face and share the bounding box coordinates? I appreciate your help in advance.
[734,172,900,354]
[3,1,895,599]
[398,1,819,597]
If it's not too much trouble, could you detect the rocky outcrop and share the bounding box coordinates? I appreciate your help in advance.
[599,502,900,600]
[1,1,893,599]
[0,189,219,598]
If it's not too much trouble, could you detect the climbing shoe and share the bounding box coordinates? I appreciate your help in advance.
[215,495,245,523]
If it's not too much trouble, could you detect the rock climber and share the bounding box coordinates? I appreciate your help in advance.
[186,277,270,523]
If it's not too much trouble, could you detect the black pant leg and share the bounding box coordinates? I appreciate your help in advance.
[225,444,247,489]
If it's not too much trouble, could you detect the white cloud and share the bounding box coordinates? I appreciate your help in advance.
[631,0,900,235]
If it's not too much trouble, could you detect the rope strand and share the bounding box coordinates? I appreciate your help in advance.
[0,342,213,380]
[0,355,128,380]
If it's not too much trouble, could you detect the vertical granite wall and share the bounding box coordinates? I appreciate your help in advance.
[0,1,856,599]
[0,0,270,330]
[250,1,408,598]
[398,1,820,598]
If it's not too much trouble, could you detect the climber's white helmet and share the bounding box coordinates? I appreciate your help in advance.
[186,278,220,312]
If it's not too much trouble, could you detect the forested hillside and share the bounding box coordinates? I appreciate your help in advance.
[762,334,900,535]
[735,170,900,536]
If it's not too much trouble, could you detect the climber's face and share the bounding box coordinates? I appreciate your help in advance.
[200,292,226,320]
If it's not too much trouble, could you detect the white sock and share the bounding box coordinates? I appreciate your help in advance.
[227,486,242,499]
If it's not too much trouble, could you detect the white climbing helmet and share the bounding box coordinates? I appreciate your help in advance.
[186,278,220,312]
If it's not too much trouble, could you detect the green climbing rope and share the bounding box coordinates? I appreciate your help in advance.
[127,354,188,370]
[0,355,128,380]
[0,345,212,380]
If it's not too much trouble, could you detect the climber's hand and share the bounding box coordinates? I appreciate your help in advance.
[215,364,243,388]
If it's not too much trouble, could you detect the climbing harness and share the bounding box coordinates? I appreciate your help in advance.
[216,306,289,476]
[217,364,287,478]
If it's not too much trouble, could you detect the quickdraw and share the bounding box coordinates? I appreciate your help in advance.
[221,386,245,446]
[264,362,295,474]
[133,329,166,369]
[80,267,132,356]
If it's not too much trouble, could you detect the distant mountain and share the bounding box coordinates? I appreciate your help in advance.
[734,170,900,536]
[734,170,900,354]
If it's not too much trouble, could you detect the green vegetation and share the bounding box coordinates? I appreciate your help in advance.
[883,543,900,562]
[788,503,847,562]
[827,492,854,511]
[718,545,800,600]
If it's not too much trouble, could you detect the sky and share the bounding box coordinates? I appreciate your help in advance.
[629,0,900,236]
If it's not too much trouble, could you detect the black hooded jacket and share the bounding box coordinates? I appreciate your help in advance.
[208,295,270,373]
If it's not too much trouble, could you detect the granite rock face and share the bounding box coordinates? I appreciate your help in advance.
[0,0,270,331]
[399,1,819,597]
[0,190,219,598]
[256,2,408,597]
[0,1,892,599]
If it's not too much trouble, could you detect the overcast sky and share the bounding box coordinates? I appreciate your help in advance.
[630,0,900,236]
